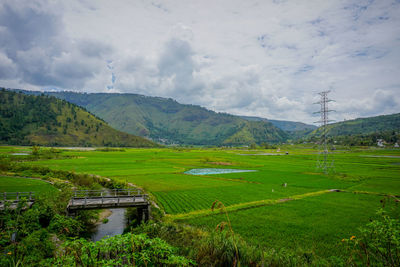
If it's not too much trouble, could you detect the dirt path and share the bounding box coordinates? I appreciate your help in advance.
[169,189,337,221]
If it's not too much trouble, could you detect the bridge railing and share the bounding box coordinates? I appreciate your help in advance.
[69,189,149,207]
[1,192,35,202]
[71,189,143,198]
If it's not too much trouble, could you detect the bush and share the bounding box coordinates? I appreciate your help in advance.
[48,214,84,237]
[49,233,193,266]
[343,208,400,266]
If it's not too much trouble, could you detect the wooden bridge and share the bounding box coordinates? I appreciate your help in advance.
[67,189,151,221]
[1,189,151,222]
[0,191,35,210]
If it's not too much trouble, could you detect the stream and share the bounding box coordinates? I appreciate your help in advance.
[91,208,127,241]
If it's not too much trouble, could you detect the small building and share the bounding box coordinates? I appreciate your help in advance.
[377,139,385,147]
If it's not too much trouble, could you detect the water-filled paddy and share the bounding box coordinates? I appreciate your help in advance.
[184,168,257,175]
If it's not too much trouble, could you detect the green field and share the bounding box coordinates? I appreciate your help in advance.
[1,145,399,257]
[0,176,56,195]
[182,191,387,256]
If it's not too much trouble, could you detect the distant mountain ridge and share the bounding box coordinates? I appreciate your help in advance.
[240,116,317,132]
[8,88,398,146]
[15,90,288,146]
[309,113,400,138]
[0,89,159,147]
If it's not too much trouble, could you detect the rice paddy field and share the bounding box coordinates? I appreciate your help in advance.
[0,174,58,201]
[0,176,56,195]
[1,145,399,257]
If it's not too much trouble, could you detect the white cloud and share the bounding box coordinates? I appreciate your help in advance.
[0,0,399,124]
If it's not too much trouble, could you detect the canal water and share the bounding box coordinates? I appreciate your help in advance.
[91,208,127,241]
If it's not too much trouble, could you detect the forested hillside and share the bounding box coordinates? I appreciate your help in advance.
[0,89,159,147]
[241,116,316,132]
[307,113,400,146]
[21,90,288,145]
[309,113,400,137]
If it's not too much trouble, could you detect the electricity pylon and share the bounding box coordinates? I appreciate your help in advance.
[314,91,335,174]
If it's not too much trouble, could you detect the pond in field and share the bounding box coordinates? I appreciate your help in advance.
[11,153,30,155]
[238,153,284,156]
[185,168,257,175]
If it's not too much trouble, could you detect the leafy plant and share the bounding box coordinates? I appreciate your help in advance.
[211,200,240,266]
[343,203,400,266]
[49,233,193,266]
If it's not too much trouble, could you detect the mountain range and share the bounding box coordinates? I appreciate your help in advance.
[0,89,158,147]
[3,88,399,147]
[240,116,317,132]
[22,90,293,146]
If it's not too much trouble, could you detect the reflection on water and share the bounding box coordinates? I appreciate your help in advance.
[91,208,126,242]
[185,168,257,175]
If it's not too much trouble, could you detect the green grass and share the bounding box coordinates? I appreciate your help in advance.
[2,145,399,258]
[0,176,56,195]
[23,147,400,210]
[180,192,388,257]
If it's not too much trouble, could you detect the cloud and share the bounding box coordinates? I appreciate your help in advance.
[0,0,399,124]
[0,0,63,54]
[0,52,17,79]
[0,0,112,89]
[78,39,113,58]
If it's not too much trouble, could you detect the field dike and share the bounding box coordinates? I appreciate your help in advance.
[168,189,333,221]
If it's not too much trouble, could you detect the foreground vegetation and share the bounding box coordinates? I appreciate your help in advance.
[0,145,399,265]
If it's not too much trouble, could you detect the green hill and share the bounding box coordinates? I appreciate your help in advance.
[310,113,400,137]
[306,113,400,146]
[240,115,316,140]
[0,89,159,147]
[21,91,288,146]
[240,116,317,132]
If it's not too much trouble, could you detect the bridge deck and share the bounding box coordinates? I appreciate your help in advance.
[67,195,149,210]
[0,191,35,210]
[0,201,35,210]
[1,189,151,220]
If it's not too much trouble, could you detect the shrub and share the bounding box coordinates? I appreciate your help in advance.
[49,233,194,266]
[343,208,400,266]
[48,214,84,237]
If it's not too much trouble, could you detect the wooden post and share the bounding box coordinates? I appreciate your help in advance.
[16,192,19,201]
[101,192,103,204]
[84,196,87,207]
[3,192,6,202]
[114,189,117,197]
[29,192,32,201]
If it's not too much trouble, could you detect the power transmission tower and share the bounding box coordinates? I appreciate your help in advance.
[314,91,335,174]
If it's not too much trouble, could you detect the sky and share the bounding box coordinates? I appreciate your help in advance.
[0,0,399,124]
